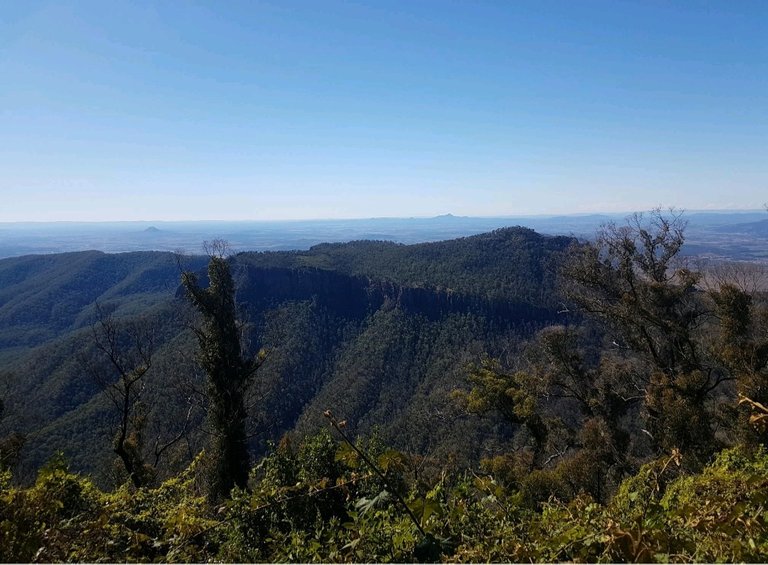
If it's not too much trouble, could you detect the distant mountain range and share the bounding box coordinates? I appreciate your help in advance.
[710,218,768,236]
[1,210,766,261]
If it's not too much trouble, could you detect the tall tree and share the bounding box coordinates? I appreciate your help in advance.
[562,210,722,461]
[182,242,263,500]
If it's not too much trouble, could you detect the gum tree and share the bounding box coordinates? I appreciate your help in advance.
[182,242,263,500]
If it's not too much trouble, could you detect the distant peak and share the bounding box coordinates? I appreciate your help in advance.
[143,226,161,233]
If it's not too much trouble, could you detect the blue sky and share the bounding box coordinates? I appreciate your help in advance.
[1,0,766,221]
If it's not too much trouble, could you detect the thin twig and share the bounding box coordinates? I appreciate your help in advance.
[323,409,427,538]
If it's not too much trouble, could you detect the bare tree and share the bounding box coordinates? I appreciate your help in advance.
[82,304,191,487]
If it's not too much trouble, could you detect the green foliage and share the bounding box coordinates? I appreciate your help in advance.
[217,431,431,562]
[446,446,768,563]
[1,436,768,562]
[0,451,214,563]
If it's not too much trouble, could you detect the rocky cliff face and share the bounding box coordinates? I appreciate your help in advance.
[233,264,562,328]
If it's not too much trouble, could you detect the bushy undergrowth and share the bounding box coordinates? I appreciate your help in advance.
[2,434,767,563]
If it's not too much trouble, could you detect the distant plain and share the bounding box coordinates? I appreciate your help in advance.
[1,210,767,262]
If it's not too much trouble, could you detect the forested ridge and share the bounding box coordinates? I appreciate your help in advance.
[2,217,768,562]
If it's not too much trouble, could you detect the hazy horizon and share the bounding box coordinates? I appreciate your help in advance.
[1,208,766,226]
[1,209,766,262]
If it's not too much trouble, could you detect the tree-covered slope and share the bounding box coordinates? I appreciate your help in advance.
[0,227,575,481]
[0,251,208,352]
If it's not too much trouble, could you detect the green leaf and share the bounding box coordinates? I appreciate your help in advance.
[409,497,443,525]
[335,442,359,469]
[355,490,391,515]
[377,449,405,472]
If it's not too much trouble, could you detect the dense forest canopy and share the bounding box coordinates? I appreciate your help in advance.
[1,215,768,562]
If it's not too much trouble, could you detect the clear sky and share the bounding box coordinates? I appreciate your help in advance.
[1,1,766,221]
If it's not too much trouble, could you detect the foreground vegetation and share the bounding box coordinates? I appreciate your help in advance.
[1,436,767,562]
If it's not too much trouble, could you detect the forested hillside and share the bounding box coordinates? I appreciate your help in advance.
[2,217,768,562]
[0,227,574,482]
